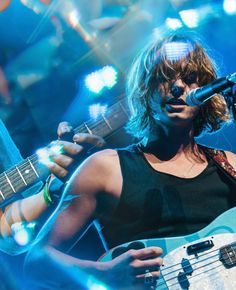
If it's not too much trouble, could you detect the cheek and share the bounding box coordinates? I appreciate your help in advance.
[158,83,170,97]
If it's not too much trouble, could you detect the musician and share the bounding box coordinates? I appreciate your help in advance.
[25,31,236,289]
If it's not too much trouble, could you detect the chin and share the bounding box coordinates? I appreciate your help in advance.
[161,114,195,127]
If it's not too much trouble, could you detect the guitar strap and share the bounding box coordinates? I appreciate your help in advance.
[202,146,236,184]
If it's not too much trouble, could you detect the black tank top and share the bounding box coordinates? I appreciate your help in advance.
[100,145,236,248]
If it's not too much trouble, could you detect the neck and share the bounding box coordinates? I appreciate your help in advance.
[141,124,201,161]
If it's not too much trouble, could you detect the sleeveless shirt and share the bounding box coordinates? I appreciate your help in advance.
[100,145,236,248]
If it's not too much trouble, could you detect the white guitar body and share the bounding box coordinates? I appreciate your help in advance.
[162,234,236,289]
[100,207,236,289]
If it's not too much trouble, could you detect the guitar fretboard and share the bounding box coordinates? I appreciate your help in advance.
[0,155,40,203]
[0,97,130,204]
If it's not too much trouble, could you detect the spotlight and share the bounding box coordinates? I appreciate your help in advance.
[179,9,200,28]
[85,66,118,94]
[223,0,236,15]
[11,221,36,246]
[165,17,183,30]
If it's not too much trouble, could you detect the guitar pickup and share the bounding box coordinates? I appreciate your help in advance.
[181,258,193,275]
[187,240,214,255]
[177,271,190,289]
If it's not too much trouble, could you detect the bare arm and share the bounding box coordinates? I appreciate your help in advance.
[48,149,114,248]
[0,140,82,236]
[26,149,163,288]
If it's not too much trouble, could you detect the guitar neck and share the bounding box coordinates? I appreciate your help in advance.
[0,97,130,204]
[0,154,40,203]
[73,97,130,137]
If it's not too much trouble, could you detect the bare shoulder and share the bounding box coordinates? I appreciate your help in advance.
[225,151,236,170]
[68,149,121,195]
[82,149,119,171]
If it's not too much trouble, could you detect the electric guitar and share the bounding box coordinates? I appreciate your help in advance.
[0,97,129,205]
[100,207,236,289]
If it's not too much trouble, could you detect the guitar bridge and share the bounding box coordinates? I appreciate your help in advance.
[220,241,236,268]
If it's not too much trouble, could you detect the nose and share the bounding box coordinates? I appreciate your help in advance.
[170,78,185,98]
[170,83,184,98]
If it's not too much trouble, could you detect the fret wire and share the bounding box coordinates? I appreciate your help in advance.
[0,190,5,200]
[0,169,35,191]
[101,115,112,130]
[15,166,27,185]
[4,172,16,193]
[27,158,39,178]
[84,122,92,134]
[1,173,38,196]
[87,104,127,132]
[73,97,128,135]
[0,156,39,190]
[0,153,39,200]
[0,97,130,199]
[0,154,36,183]
[1,171,38,199]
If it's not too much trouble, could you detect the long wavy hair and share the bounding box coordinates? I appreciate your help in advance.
[126,31,230,139]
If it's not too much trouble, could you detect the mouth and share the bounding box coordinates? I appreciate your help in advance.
[166,98,186,106]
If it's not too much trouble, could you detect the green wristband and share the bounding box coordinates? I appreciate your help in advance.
[43,179,53,207]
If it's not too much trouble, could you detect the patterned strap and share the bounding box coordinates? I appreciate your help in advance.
[203,147,236,180]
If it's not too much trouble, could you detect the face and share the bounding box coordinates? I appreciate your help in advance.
[152,72,200,128]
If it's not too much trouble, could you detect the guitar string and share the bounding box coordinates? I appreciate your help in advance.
[160,252,219,279]
[73,98,128,134]
[158,242,236,286]
[160,242,236,279]
[0,155,38,184]
[158,241,236,288]
[157,261,224,289]
[161,245,221,274]
[0,161,38,190]
[0,166,235,286]
[0,103,129,197]
[125,241,233,289]
[0,156,40,198]
[0,97,129,198]
[0,100,234,286]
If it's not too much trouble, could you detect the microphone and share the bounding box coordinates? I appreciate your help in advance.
[186,72,236,106]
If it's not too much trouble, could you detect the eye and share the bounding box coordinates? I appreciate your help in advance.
[182,71,198,85]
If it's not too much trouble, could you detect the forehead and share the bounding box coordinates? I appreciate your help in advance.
[162,41,194,62]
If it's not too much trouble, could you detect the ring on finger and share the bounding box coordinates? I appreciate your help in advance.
[48,142,64,155]
[144,270,154,285]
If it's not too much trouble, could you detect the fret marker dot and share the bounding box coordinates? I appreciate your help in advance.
[25,170,30,174]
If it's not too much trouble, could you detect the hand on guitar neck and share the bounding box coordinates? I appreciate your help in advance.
[38,121,106,207]
[0,121,105,252]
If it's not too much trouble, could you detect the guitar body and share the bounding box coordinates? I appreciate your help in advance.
[100,207,236,289]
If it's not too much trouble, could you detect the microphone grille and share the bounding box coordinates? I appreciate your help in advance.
[185,88,201,106]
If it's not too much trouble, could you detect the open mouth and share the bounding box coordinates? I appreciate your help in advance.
[166,98,186,106]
